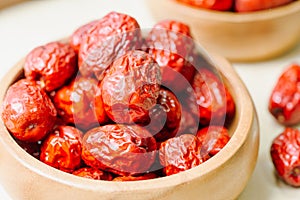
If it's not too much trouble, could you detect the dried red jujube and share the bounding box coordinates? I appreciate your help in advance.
[24,41,77,92]
[188,68,235,126]
[82,124,157,176]
[1,79,57,142]
[145,87,181,142]
[40,125,83,172]
[177,104,199,136]
[235,0,294,12]
[270,127,300,187]
[78,11,142,80]
[53,76,106,130]
[146,20,196,92]
[196,126,230,158]
[70,19,100,53]
[176,0,233,11]
[159,134,204,176]
[101,50,161,124]
[269,64,300,126]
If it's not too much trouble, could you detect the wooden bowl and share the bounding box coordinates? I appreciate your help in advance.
[0,50,259,200]
[0,0,27,9]
[146,0,300,62]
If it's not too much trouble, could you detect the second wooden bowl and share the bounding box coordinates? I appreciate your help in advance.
[147,0,300,62]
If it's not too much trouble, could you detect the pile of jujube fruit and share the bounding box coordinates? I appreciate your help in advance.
[269,64,300,187]
[1,11,235,181]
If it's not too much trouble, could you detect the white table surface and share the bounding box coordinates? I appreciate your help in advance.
[1,0,300,199]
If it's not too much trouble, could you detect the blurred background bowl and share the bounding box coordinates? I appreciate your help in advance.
[0,47,259,200]
[146,0,300,62]
[0,0,26,9]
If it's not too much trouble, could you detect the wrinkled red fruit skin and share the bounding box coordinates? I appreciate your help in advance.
[113,173,158,181]
[159,134,204,176]
[81,124,157,176]
[235,0,294,12]
[53,76,106,130]
[94,82,110,124]
[40,126,83,173]
[177,105,199,136]
[70,20,100,53]
[271,127,300,187]
[78,11,142,80]
[72,167,113,181]
[101,50,161,124]
[1,79,57,142]
[189,68,235,126]
[146,88,181,142]
[196,126,230,158]
[177,0,233,11]
[24,41,77,92]
[146,20,195,92]
[269,64,300,126]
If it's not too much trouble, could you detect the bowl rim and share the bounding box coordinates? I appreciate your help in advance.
[153,0,300,23]
[0,48,256,193]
